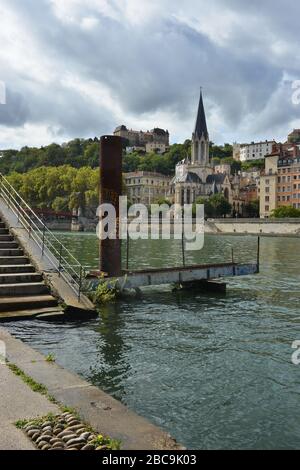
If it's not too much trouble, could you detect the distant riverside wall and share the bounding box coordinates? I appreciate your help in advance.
[46,220,71,231]
[205,218,300,236]
[48,217,300,237]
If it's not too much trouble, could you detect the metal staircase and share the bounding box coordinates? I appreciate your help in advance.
[0,173,91,320]
[0,217,63,319]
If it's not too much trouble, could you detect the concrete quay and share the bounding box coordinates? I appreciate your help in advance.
[0,327,181,450]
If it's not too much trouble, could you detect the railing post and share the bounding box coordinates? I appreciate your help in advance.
[78,266,83,302]
[28,218,32,238]
[182,233,185,267]
[257,236,260,273]
[42,225,46,256]
[126,230,129,271]
[17,195,20,223]
[181,214,185,268]
[58,243,63,276]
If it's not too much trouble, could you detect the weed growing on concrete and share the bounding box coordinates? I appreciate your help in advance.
[45,353,55,363]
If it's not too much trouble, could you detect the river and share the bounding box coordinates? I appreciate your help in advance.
[3,234,300,449]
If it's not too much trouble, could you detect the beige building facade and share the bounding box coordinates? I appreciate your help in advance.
[124,171,171,205]
[259,143,300,217]
[114,126,169,148]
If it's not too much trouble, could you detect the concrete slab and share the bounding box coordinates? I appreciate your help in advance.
[0,424,36,450]
[52,385,178,450]
[0,364,59,450]
[16,360,93,394]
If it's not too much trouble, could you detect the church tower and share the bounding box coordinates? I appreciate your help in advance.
[190,90,213,181]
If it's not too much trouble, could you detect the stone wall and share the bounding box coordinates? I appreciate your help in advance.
[205,218,300,236]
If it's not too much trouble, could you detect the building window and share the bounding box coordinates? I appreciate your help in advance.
[265,196,269,202]
[265,206,269,211]
[265,187,270,193]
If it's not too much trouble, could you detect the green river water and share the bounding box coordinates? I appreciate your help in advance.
[4,233,300,449]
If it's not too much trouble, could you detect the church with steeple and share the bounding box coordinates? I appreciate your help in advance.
[171,90,232,205]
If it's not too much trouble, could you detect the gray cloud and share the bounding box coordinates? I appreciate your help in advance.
[0,0,300,148]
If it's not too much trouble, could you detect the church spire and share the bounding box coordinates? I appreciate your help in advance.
[194,89,208,140]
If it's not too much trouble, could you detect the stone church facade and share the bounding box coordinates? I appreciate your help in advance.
[171,91,233,207]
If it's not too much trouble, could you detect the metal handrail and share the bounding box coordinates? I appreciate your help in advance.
[0,173,86,301]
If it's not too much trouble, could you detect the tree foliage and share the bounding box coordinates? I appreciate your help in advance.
[7,165,99,213]
[194,194,232,218]
[271,205,300,218]
[0,138,100,174]
[123,140,191,175]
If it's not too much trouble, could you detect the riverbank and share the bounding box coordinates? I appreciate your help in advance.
[52,217,300,238]
[205,218,300,236]
[0,327,181,450]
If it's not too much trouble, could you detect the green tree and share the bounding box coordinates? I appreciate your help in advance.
[271,206,300,218]
[245,200,259,218]
[193,197,214,218]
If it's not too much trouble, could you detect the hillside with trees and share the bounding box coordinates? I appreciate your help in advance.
[0,139,239,177]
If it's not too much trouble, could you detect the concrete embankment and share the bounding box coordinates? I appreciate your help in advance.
[0,327,181,450]
[205,218,300,237]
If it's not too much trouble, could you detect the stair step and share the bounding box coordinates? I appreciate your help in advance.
[0,307,64,321]
[36,312,65,320]
[0,265,36,274]
[0,256,29,265]
[0,282,50,297]
[0,235,14,242]
[0,249,23,256]
[0,242,19,249]
[0,295,58,312]
[0,228,9,234]
[0,273,43,284]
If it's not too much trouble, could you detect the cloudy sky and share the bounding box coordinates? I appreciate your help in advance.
[0,0,300,150]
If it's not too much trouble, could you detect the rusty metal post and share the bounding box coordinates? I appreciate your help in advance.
[99,135,123,277]
[257,236,260,273]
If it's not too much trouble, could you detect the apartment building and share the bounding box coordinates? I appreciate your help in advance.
[240,140,276,162]
[124,171,171,205]
[145,142,169,154]
[260,143,300,217]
